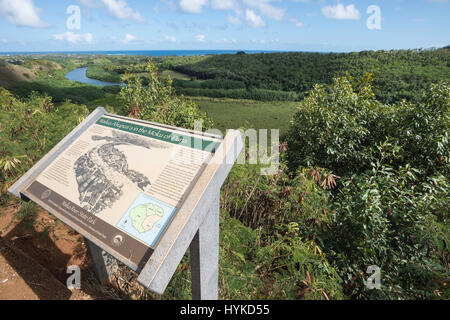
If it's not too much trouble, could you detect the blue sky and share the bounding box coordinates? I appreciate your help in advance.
[0,0,448,52]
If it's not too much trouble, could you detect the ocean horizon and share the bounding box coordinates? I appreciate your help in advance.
[0,50,284,57]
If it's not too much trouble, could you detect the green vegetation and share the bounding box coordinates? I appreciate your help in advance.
[0,60,35,87]
[5,56,106,104]
[173,78,246,89]
[286,74,449,178]
[119,60,212,129]
[177,87,299,101]
[193,97,298,136]
[85,93,124,113]
[286,75,449,299]
[0,88,88,202]
[11,79,107,104]
[161,69,192,80]
[86,65,122,83]
[0,52,448,300]
[162,48,450,103]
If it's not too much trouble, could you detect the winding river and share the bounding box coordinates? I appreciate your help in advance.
[65,67,123,87]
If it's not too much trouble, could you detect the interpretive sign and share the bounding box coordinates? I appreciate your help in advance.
[11,110,221,268]
[9,107,243,299]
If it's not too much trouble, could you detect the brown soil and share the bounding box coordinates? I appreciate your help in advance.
[0,237,90,300]
[0,200,129,300]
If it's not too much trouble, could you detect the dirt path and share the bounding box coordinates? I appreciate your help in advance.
[0,237,90,300]
[0,201,126,300]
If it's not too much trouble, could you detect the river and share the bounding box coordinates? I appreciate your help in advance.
[65,67,123,87]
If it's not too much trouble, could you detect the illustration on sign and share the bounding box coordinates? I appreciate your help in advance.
[74,131,162,214]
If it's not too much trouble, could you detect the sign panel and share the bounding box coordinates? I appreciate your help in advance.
[19,114,222,268]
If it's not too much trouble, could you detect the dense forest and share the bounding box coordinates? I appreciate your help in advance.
[161,48,450,103]
[0,52,449,300]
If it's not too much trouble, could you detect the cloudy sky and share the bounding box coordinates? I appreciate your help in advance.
[0,0,448,52]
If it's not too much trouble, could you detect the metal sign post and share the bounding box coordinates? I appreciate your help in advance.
[8,107,243,300]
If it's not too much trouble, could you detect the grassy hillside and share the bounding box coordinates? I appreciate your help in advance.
[3,56,110,104]
[0,61,35,88]
[193,97,298,136]
[160,69,192,80]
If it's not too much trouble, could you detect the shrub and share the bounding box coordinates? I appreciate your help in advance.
[286,74,449,179]
[119,59,212,130]
[219,161,345,299]
[326,147,449,299]
[173,79,246,90]
[102,85,122,94]
[218,210,344,300]
[86,65,122,83]
[222,162,332,239]
[176,88,299,101]
[10,79,106,104]
[286,74,449,299]
[0,88,89,202]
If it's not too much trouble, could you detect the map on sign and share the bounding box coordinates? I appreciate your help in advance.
[20,114,222,267]
[117,193,176,247]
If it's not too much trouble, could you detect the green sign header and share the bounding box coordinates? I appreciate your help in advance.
[96,117,220,153]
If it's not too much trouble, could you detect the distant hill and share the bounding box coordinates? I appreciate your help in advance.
[0,61,35,88]
[162,48,450,104]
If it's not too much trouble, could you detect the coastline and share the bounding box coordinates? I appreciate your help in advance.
[0,50,281,57]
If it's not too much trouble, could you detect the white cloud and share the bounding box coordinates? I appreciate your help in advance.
[228,15,242,26]
[77,0,98,8]
[243,0,285,21]
[195,34,206,42]
[122,33,137,43]
[101,0,145,23]
[245,9,266,27]
[214,38,236,44]
[53,32,94,44]
[179,0,208,13]
[164,35,178,43]
[290,18,304,28]
[178,0,292,27]
[322,3,361,20]
[211,0,239,11]
[0,0,47,28]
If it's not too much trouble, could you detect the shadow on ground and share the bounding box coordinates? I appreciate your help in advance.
[0,208,123,300]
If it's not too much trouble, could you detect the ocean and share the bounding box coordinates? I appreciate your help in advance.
[0,50,279,56]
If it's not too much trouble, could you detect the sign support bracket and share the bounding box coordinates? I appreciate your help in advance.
[136,129,242,299]
[189,193,220,300]
[85,238,118,285]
